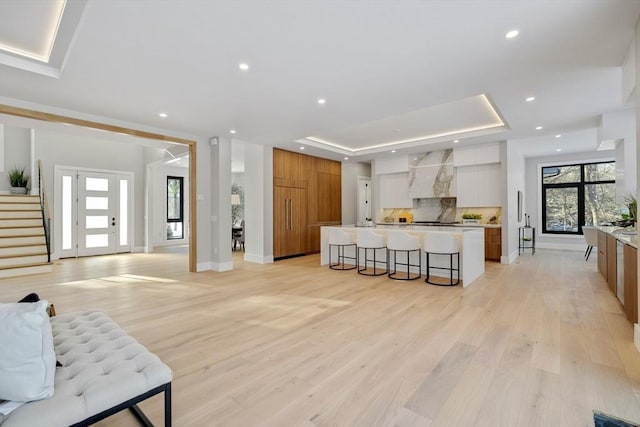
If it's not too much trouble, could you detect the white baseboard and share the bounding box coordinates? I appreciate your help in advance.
[132,246,144,253]
[502,250,519,264]
[635,324,640,353]
[197,261,234,272]
[536,242,584,251]
[244,253,274,264]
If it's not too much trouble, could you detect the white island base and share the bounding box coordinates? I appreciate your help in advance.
[321,226,485,287]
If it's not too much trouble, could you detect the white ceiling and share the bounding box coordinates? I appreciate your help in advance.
[0,0,639,161]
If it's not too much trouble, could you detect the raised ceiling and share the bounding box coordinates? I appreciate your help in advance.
[0,0,638,160]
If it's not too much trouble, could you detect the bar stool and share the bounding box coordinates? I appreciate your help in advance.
[356,229,387,276]
[423,231,460,286]
[386,230,421,280]
[328,229,357,270]
[582,226,597,261]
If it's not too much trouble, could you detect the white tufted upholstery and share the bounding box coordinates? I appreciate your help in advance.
[2,310,172,427]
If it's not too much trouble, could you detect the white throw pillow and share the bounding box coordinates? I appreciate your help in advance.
[0,301,56,402]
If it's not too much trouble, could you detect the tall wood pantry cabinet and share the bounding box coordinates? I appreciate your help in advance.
[273,148,341,259]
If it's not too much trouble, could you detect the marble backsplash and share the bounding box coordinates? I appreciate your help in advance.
[380,201,501,224]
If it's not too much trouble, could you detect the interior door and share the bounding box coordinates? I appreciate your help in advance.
[357,177,371,224]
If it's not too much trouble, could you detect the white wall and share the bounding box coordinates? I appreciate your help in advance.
[33,128,147,249]
[504,140,526,263]
[1,125,30,192]
[341,162,371,225]
[525,150,615,250]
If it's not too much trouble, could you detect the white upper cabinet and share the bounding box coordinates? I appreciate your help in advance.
[379,173,412,208]
[453,142,500,166]
[456,163,502,207]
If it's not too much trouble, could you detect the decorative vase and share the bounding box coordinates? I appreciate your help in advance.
[10,187,28,195]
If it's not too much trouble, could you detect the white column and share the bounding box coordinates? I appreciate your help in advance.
[634,16,640,352]
[210,136,233,271]
[244,142,273,263]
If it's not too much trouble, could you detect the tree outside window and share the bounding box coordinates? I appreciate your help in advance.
[542,161,616,234]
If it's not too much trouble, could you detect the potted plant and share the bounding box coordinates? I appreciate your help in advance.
[461,213,482,224]
[8,166,29,195]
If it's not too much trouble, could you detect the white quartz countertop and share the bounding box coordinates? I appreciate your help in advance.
[596,226,638,249]
[374,222,502,229]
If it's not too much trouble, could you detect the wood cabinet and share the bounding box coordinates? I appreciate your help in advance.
[606,234,617,293]
[273,186,307,258]
[597,229,638,324]
[273,148,341,258]
[456,164,501,207]
[484,227,501,261]
[623,244,637,324]
[597,230,607,278]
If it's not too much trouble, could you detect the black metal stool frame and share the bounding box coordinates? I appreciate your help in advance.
[387,248,422,280]
[357,246,387,276]
[425,251,460,286]
[329,243,357,270]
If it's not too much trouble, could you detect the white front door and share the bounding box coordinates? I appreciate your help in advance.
[55,168,133,258]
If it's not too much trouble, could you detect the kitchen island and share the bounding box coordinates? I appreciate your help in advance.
[595,226,638,327]
[321,225,485,287]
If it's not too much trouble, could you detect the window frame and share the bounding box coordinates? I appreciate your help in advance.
[541,160,615,235]
[166,176,184,240]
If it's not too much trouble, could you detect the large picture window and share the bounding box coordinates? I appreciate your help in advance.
[541,161,616,234]
[167,176,184,240]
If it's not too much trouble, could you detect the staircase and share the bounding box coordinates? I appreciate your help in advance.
[0,194,52,278]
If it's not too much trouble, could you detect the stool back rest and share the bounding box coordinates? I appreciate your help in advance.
[423,231,460,253]
[386,230,420,251]
[356,229,385,248]
[582,226,598,246]
[329,229,355,245]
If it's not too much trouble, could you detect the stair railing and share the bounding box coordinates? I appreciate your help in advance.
[37,160,51,263]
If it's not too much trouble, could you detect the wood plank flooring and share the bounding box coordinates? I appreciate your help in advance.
[1,248,639,426]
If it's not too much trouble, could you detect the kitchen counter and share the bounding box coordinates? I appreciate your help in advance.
[321,225,485,287]
[375,222,502,229]
[596,226,638,249]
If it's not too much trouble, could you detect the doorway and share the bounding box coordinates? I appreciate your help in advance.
[54,167,133,258]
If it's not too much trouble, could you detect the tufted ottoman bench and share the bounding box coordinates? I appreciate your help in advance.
[2,310,172,427]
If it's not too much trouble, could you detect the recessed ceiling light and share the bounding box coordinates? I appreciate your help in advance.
[526,96,535,102]
[505,29,519,39]
[158,113,168,118]
[317,98,326,105]
[239,63,249,70]
[556,148,562,152]
[344,157,349,160]
[555,134,562,138]
[453,139,459,143]
[535,126,543,130]
[300,146,305,150]
[391,150,396,153]
[230,130,236,134]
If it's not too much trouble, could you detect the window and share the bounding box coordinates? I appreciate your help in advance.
[541,161,616,234]
[167,176,184,240]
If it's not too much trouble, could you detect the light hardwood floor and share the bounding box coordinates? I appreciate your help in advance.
[1,248,639,427]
